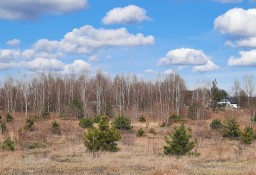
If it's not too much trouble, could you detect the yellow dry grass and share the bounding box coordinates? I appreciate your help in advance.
[1,110,256,175]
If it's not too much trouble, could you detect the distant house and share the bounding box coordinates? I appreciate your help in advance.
[217,97,238,109]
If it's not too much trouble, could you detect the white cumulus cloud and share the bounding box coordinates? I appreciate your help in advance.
[62,60,90,75]
[158,48,210,66]
[34,39,60,52]
[228,50,256,66]
[6,39,21,46]
[26,58,64,71]
[30,25,154,55]
[164,69,174,75]
[0,25,153,73]
[0,49,20,62]
[0,0,88,20]
[0,62,18,70]
[193,60,219,72]
[214,8,256,38]
[102,5,150,25]
[44,25,154,54]
[145,69,158,74]
[215,8,256,67]
[236,37,256,48]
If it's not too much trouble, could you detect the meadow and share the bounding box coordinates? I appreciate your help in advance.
[1,109,256,175]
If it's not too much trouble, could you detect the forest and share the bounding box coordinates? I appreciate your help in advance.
[0,71,255,120]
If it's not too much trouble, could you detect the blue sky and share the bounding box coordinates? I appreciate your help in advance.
[0,0,256,91]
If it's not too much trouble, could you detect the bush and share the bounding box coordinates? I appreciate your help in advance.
[164,123,194,156]
[222,118,240,139]
[41,107,50,119]
[149,128,157,135]
[26,141,47,149]
[210,119,222,130]
[168,114,184,125]
[84,116,121,153]
[24,116,35,131]
[139,115,146,123]
[0,120,6,134]
[113,115,132,130]
[6,113,13,122]
[93,115,101,123]
[136,128,144,137]
[160,122,166,127]
[52,120,61,134]
[1,137,15,151]
[84,127,101,153]
[241,126,255,144]
[79,118,94,128]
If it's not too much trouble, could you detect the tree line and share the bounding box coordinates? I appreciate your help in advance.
[0,72,255,120]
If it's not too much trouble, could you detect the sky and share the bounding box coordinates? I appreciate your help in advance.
[0,0,256,91]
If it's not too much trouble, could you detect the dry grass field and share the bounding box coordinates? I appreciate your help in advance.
[1,110,256,175]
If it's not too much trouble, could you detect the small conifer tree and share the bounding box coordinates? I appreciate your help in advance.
[222,118,240,139]
[6,113,13,122]
[84,127,102,154]
[79,118,94,128]
[139,115,146,123]
[113,115,132,130]
[84,116,121,154]
[136,128,144,137]
[52,120,61,134]
[241,125,255,144]
[164,123,194,156]
[0,120,6,134]
[210,119,222,130]
[1,137,15,151]
[93,115,101,123]
[24,116,35,131]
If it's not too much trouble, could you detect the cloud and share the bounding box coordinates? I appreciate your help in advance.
[22,49,35,59]
[193,60,219,72]
[0,62,18,70]
[228,50,256,66]
[0,58,90,75]
[215,8,256,67]
[26,58,64,71]
[40,25,154,54]
[62,60,90,75]
[0,25,153,74]
[145,69,158,74]
[164,69,174,75]
[6,39,21,46]
[1,25,153,58]
[236,37,256,48]
[88,55,98,62]
[34,39,60,52]
[158,48,210,66]
[0,49,20,62]
[224,40,236,48]
[0,0,88,20]
[214,8,256,38]
[102,5,150,25]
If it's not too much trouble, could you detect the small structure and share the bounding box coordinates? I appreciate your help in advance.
[217,97,238,109]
